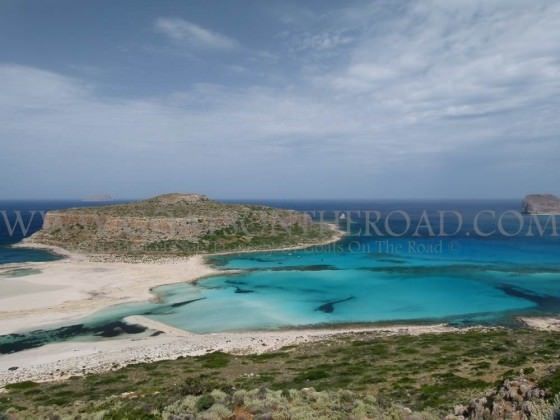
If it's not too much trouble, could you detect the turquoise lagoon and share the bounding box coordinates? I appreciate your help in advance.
[108,200,560,333]
[141,242,558,333]
[1,200,560,352]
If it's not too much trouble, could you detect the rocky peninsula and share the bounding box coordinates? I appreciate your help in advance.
[27,193,337,257]
[1,194,341,333]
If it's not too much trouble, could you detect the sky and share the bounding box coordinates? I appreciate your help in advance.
[0,0,559,200]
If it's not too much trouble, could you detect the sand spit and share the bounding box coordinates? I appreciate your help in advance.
[0,251,222,335]
[519,316,560,331]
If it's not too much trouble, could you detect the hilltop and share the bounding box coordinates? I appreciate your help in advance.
[27,193,337,255]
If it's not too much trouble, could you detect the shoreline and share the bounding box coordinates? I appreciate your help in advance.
[1,314,558,387]
[518,316,560,331]
[0,315,464,387]
[0,223,344,335]
[3,225,559,387]
[0,251,224,335]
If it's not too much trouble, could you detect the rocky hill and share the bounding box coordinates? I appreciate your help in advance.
[27,193,336,255]
[522,194,560,214]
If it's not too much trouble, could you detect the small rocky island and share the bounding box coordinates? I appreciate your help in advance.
[27,193,336,255]
[522,194,560,215]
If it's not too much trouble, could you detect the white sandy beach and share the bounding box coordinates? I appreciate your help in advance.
[0,250,221,336]
[0,225,343,335]
[0,239,460,387]
[1,234,558,388]
[3,222,556,388]
[518,316,560,331]
[0,227,357,385]
[0,315,460,387]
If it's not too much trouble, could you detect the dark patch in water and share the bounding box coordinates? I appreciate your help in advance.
[315,297,354,313]
[377,258,406,264]
[170,297,206,308]
[237,265,338,273]
[359,264,560,277]
[198,285,227,290]
[142,297,206,315]
[243,257,278,263]
[299,287,328,294]
[95,321,146,338]
[142,310,170,316]
[235,287,254,294]
[0,321,147,354]
[267,264,339,272]
[225,279,249,287]
[496,285,560,311]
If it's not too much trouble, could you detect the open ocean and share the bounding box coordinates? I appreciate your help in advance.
[1,199,560,352]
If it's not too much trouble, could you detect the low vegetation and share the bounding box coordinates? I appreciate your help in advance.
[28,193,335,255]
[3,328,560,418]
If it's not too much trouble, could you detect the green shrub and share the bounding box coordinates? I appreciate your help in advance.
[539,368,560,396]
[295,368,330,382]
[5,381,38,391]
[196,394,215,411]
[200,351,230,369]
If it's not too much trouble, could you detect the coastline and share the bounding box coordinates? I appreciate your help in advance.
[0,222,345,333]
[0,316,462,387]
[6,310,558,389]
[518,316,560,331]
[0,223,343,336]
[0,225,372,386]
[4,223,558,387]
[0,246,223,335]
[2,222,345,331]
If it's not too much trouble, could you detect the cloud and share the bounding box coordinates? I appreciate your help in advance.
[0,64,367,198]
[154,17,238,50]
[315,0,560,123]
[292,31,354,52]
[1,1,560,199]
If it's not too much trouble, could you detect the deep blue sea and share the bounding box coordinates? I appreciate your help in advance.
[1,199,560,352]
[0,200,119,264]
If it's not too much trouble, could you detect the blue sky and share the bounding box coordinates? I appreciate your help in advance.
[1,0,559,199]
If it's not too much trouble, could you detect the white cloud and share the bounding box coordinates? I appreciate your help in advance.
[2,1,560,198]
[154,17,238,50]
[317,0,560,123]
[292,31,354,52]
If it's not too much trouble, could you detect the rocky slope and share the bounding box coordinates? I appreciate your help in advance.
[448,377,549,419]
[27,193,335,255]
[522,194,560,214]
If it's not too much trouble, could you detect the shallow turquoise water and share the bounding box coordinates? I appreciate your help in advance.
[2,200,560,351]
[89,201,560,333]
[139,197,560,332]
[142,239,558,333]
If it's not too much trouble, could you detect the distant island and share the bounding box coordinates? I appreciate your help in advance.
[81,194,113,202]
[27,193,338,256]
[522,194,560,215]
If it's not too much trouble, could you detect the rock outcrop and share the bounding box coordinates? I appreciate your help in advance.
[447,377,548,420]
[522,194,560,214]
[27,193,334,255]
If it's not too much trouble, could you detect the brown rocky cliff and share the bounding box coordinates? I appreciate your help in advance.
[27,193,327,255]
